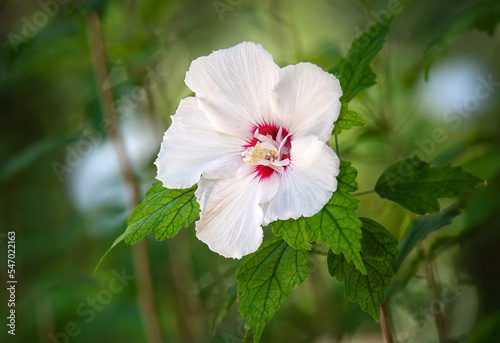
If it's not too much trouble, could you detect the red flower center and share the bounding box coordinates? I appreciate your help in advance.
[242,124,292,179]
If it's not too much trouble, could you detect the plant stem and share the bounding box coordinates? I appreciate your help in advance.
[86,11,162,343]
[380,301,392,343]
[243,325,251,343]
[424,251,448,343]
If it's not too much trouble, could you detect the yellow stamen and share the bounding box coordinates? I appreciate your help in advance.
[242,143,278,165]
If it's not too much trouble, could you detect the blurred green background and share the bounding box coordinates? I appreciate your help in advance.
[1,0,500,342]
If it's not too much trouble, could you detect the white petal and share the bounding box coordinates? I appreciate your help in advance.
[155,97,245,188]
[258,160,284,174]
[255,131,277,145]
[271,63,342,142]
[271,158,290,167]
[259,141,278,152]
[236,163,256,178]
[195,173,279,259]
[185,42,280,137]
[263,135,340,224]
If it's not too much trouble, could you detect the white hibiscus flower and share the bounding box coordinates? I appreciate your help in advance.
[155,42,342,259]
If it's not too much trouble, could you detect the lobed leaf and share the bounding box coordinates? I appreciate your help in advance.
[236,236,309,342]
[330,17,392,134]
[375,157,484,215]
[271,217,311,251]
[95,182,199,275]
[306,161,365,273]
[328,218,398,321]
[332,105,365,135]
[271,161,365,273]
[337,160,359,193]
[308,190,365,274]
[335,17,392,102]
[124,181,199,243]
[391,203,462,272]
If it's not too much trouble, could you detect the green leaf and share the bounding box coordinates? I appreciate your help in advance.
[375,157,484,215]
[94,182,199,276]
[337,160,359,193]
[466,170,500,228]
[332,105,365,135]
[332,17,392,103]
[261,162,365,275]
[124,181,199,243]
[306,161,366,274]
[330,18,392,135]
[271,161,362,258]
[392,203,462,272]
[236,236,309,343]
[306,186,365,273]
[328,218,398,321]
[271,217,311,250]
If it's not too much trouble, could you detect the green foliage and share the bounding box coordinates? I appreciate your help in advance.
[465,311,500,343]
[124,181,199,243]
[328,218,398,321]
[236,236,309,343]
[4,0,499,341]
[307,183,365,274]
[332,18,392,102]
[425,1,500,78]
[330,18,392,134]
[307,161,366,274]
[336,159,359,193]
[332,104,365,135]
[270,161,366,274]
[95,182,199,275]
[375,157,484,215]
[271,217,311,250]
[391,203,462,272]
[466,170,500,228]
